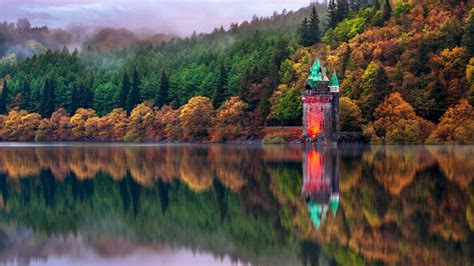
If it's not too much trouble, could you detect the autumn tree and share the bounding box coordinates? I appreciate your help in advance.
[372,93,434,143]
[124,101,154,142]
[214,96,248,141]
[161,105,182,140]
[339,96,363,131]
[99,108,128,141]
[69,108,97,140]
[359,61,391,120]
[1,109,41,141]
[180,96,214,141]
[51,108,71,141]
[427,100,474,144]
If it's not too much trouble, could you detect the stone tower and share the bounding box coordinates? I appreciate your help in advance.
[302,54,340,145]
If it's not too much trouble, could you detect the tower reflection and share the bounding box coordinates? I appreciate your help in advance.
[302,147,339,230]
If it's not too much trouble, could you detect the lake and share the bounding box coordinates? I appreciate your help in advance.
[0,144,472,266]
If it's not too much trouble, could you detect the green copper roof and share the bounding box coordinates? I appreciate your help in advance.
[330,70,339,87]
[308,199,328,230]
[330,194,339,217]
[307,54,330,87]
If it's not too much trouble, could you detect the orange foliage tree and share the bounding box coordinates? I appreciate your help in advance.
[371,93,434,143]
[427,99,474,144]
[213,96,248,141]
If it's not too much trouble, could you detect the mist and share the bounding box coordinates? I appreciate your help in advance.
[0,0,312,37]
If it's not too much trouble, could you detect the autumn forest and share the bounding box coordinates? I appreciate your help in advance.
[0,0,473,143]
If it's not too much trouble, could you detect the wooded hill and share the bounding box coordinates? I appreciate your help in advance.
[0,0,473,143]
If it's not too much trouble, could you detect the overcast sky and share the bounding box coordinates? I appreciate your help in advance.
[0,0,312,36]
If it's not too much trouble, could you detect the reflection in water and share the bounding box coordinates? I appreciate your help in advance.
[0,144,472,266]
[303,148,339,230]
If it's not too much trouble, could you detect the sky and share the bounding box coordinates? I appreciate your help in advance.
[0,0,312,36]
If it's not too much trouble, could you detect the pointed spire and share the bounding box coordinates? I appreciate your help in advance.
[330,70,339,87]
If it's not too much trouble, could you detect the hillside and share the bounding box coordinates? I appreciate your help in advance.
[0,1,472,143]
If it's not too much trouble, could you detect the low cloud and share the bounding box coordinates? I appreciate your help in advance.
[0,0,310,36]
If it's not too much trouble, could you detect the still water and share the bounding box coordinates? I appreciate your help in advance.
[0,144,472,266]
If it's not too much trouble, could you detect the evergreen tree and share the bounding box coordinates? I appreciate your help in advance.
[462,9,474,57]
[429,77,447,122]
[360,61,391,120]
[0,80,9,114]
[438,17,463,50]
[411,38,430,75]
[373,0,381,10]
[40,78,55,117]
[336,0,350,22]
[382,0,392,22]
[156,71,170,108]
[19,79,30,110]
[298,18,310,46]
[70,86,80,113]
[126,69,141,112]
[307,6,321,46]
[80,85,94,109]
[349,0,361,13]
[212,65,228,108]
[119,71,130,109]
[327,0,339,29]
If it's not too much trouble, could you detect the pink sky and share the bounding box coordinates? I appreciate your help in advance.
[0,0,313,36]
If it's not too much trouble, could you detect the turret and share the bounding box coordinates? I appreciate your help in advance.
[329,70,339,93]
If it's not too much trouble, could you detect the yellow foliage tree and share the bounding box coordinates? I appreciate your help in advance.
[427,99,474,144]
[70,108,97,141]
[125,102,154,142]
[214,96,248,141]
[339,96,364,131]
[180,96,214,141]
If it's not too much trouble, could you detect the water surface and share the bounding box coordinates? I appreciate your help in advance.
[0,144,472,266]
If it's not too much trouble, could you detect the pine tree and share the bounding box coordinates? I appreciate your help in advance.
[429,77,447,122]
[212,65,228,108]
[462,9,474,57]
[327,0,338,29]
[307,6,321,46]
[19,79,30,110]
[373,0,381,10]
[336,0,350,22]
[382,0,392,22]
[349,0,361,13]
[119,71,130,109]
[0,80,9,114]
[70,86,80,113]
[126,69,141,112]
[156,71,170,108]
[40,78,55,117]
[298,17,310,46]
[80,84,94,109]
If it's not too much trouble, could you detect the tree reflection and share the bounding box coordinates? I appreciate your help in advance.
[0,144,471,266]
